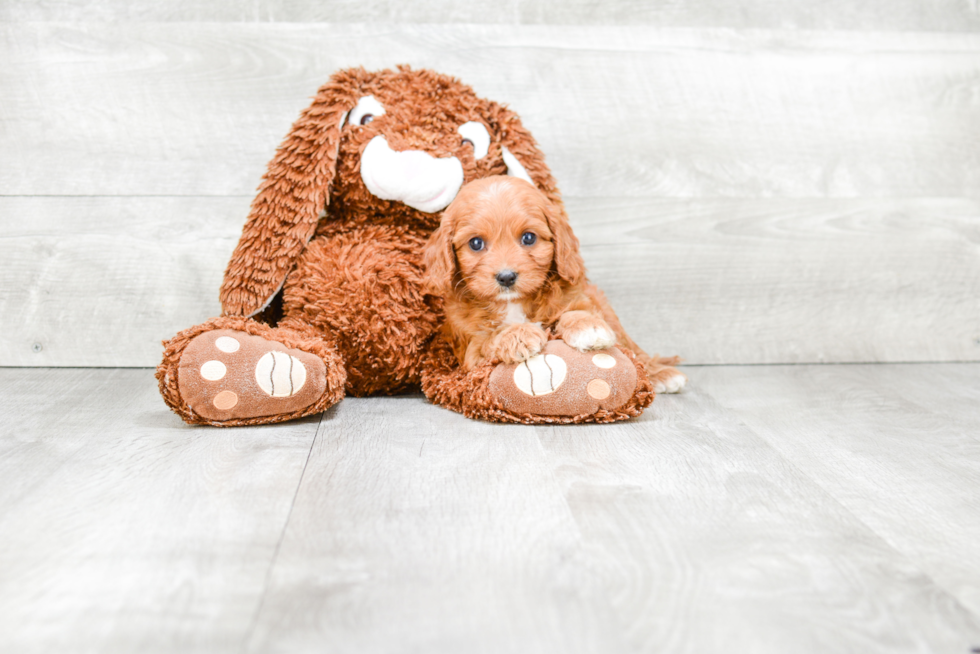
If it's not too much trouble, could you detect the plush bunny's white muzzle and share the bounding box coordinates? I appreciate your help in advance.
[360,136,464,214]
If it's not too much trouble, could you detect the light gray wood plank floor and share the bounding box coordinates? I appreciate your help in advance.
[1,365,978,653]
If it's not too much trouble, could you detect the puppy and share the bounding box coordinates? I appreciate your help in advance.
[423,176,686,393]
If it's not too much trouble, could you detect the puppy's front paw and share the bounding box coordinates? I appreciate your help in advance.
[557,311,617,351]
[492,323,549,365]
[564,326,617,351]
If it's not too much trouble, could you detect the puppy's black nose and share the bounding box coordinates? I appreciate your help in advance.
[496,270,518,288]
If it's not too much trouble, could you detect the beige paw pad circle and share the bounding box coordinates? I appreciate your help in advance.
[200,360,227,381]
[587,379,611,400]
[592,353,617,369]
[513,354,567,396]
[213,390,238,410]
[255,351,308,398]
[214,336,240,353]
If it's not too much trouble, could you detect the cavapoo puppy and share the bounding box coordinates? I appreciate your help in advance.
[423,176,685,393]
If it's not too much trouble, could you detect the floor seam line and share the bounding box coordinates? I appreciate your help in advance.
[241,412,324,653]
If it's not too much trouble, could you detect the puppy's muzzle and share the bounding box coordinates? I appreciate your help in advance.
[496,270,518,289]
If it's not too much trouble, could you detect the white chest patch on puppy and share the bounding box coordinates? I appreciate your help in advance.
[502,301,527,325]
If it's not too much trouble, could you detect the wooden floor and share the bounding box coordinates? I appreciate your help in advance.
[1,365,978,653]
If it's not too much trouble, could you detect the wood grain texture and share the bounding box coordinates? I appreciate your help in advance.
[3,195,977,367]
[576,196,980,365]
[246,394,630,654]
[4,0,980,31]
[1,366,979,652]
[696,363,980,617]
[245,383,980,653]
[3,22,979,367]
[0,196,248,367]
[533,381,980,653]
[0,368,320,654]
[3,24,980,198]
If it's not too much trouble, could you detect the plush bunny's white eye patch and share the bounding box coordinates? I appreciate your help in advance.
[457,121,490,159]
[347,96,385,127]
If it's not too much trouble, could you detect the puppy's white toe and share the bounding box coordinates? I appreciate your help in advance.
[662,373,686,394]
[564,327,617,352]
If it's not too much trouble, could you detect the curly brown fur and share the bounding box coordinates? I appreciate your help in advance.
[220,65,561,319]
[280,223,442,396]
[161,65,674,426]
[213,66,574,397]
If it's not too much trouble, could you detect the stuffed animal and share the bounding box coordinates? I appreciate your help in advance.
[156,66,682,426]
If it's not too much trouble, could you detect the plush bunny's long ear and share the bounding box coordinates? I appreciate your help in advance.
[490,103,561,207]
[492,104,586,286]
[219,76,360,317]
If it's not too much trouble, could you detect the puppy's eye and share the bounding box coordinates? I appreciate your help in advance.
[468,237,485,252]
[521,232,537,246]
[461,138,474,148]
[360,114,374,125]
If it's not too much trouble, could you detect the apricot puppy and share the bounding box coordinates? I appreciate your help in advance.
[423,176,686,394]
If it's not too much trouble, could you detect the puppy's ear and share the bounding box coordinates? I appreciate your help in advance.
[422,213,458,298]
[543,199,586,286]
[219,70,363,317]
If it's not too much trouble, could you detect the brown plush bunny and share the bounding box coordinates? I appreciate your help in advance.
[157,65,675,426]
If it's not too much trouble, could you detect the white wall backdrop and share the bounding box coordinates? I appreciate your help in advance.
[1,5,979,366]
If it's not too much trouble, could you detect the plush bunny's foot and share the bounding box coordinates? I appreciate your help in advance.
[177,329,328,422]
[420,336,654,424]
[489,340,638,417]
[158,317,346,426]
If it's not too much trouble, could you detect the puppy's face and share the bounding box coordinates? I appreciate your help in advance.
[450,178,555,301]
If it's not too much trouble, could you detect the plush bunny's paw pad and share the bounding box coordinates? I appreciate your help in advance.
[177,329,327,421]
[488,340,637,417]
